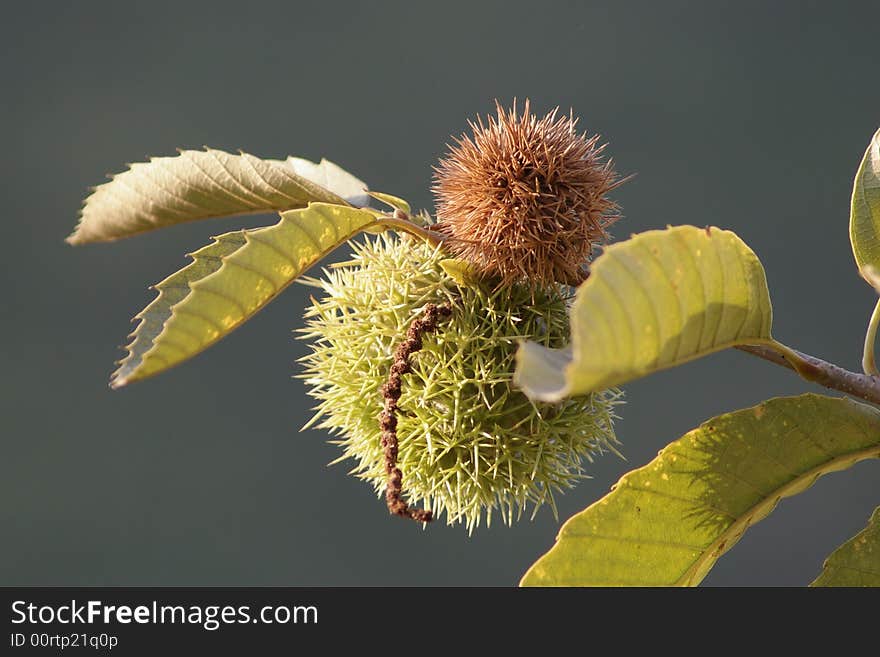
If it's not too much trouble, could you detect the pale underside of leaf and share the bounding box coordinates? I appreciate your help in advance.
[286,156,371,208]
[811,506,880,586]
[520,394,880,587]
[514,225,775,401]
[850,127,880,273]
[68,149,369,244]
[112,203,380,387]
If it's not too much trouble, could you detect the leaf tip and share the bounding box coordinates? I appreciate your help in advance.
[109,374,127,390]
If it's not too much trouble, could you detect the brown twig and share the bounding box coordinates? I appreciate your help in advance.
[380,302,452,522]
[736,344,880,406]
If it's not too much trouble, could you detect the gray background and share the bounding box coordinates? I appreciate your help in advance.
[2,1,879,586]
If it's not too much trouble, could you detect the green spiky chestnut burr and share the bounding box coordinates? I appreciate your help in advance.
[299,233,621,530]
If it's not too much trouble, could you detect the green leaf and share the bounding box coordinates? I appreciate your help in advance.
[367,191,411,214]
[515,225,775,401]
[849,127,880,273]
[439,258,479,287]
[111,203,379,387]
[68,149,369,244]
[811,506,880,586]
[521,394,880,587]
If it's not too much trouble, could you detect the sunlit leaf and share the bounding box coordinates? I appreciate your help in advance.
[811,506,880,586]
[515,225,775,401]
[521,394,880,586]
[287,156,370,208]
[68,149,368,244]
[439,258,479,287]
[367,191,411,214]
[112,203,379,387]
[850,127,880,274]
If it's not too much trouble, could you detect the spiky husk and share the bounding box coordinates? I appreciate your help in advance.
[298,233,621,531]
[433,99,620,288]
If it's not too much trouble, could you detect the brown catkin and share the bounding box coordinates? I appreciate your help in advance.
[379,302,452,523]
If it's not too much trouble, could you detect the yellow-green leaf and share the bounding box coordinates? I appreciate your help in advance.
[439,258,479,287]
[111,203,379,387]
[811,506,880,586]
[367,191,411,214]
[521,394,880,587]
[849,127,880,273]
[515,225,775,401]
[68,149,368,244]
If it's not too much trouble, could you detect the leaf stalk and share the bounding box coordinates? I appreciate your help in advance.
[737,342,880,406]
[377,214,446,246]
[862,298,880,375]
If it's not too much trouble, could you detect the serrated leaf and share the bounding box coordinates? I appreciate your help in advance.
[287,156,370,208]
[521,394,880,587]
[112,203,379,387]
[515,225,774,401]
[68,149,369,244]
[849,127,880,273]
[811,506,880,586]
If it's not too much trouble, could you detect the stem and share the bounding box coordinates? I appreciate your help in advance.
[377,214,446,246]
[863,298,880,375]
[736,342,880,406]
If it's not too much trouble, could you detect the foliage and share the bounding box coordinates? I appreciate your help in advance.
[514,225,775,400]
[520,394,880,586]
[112,203,378,387]
[849,127,880,274]
[811,506,880,586]
[69,111,880,586]
[67,149,368,244]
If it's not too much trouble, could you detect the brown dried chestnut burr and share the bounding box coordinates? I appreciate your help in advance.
[432,99,622,288]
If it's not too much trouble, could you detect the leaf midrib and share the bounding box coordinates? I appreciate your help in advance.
[570,336,781,392]
[675,442,880,586]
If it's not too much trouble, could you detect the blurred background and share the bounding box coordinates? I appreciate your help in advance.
[2,1,879,586]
